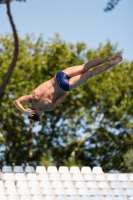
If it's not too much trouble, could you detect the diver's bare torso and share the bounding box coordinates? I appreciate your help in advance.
[30,77,65,111]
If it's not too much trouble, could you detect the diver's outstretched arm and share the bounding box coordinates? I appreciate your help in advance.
[14,95,35,116]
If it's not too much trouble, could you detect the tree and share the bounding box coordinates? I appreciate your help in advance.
[0,0,25,98]
[0,33,133,172]
[0,0,20,98]
[123,149,133,172]
[0,0,25,2]
[104,0,121,12]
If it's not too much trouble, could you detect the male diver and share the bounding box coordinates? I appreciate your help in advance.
[14,55,123,122]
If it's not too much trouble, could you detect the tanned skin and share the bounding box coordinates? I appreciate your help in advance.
[14,55,123,119]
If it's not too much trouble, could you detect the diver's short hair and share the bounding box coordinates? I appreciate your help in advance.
[28,111,40,122]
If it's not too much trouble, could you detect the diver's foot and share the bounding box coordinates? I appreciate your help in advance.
[109,55,123,64]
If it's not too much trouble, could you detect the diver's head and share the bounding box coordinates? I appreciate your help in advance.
[28,110,41,122]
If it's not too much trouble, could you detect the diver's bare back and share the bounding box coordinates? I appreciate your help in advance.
[30,77,65,111]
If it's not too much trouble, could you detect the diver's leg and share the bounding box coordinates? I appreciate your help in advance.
[63,55,122,78]
[69,55,123,90]
[63,57,109,77]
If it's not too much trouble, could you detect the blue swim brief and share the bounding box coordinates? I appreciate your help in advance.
[56,71,70,92]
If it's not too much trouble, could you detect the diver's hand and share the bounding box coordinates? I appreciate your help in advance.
[24,108,35,116]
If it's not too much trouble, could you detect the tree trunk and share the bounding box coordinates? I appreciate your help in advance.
[0,0,19,98]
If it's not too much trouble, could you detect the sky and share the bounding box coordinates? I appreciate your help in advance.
[0,0,133,62]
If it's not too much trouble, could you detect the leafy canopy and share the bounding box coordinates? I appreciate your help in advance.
[0,33,133,172]
[0,0,25,3]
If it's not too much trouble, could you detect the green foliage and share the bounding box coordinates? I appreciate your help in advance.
[0,0,25,4]
[123,149,133,172]
[0,33,133,172]
[104,0,121,12]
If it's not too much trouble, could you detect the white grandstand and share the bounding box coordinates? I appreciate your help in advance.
[0,165,133,200]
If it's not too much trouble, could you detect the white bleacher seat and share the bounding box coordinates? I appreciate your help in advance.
[75,181,86,188]
[57,196,66,200]
[117,196,127,200]
[36,166,46,174]
[113,188,124,196]
[92,167,103,174]
[98,181,109,188]
[105,196,115,200]
[28,180,40,188]
[72,174,83,181]
[2,166,12,173]
[118,174,129,181]
[30,188,42,195]
[18,188,30,195]
[54,188,65,195]
[110,181,120,188]
[81,196,91,200]
[47,166,57,173]
[0,195,7,200]
[61,174,72,181]
[68,196,78,200]
[32,196,44,200]
[6,188,18,195]
[78,188,89,195]
[40,181,51,188]
[16,180,28,188]
[66,188,77,195]
[25,166,35,173]
[90,188,100,196]
[0,181,4,188]
[122,181,132,188]
[94,196,103,200]
[58,166,69,174]
[38,173,49,181]
[3,173,14,181]
[7,195,19,200]
[83,174,95,181]
[86,181,97,188]
[0,188,6,195]
[1,165,133,200]
[26,173,38,181]
[70,166,80,174]
[44,196,55,200]
[52,181,63,188]
[49,173,60,181]
[102,188,112,196]
[125,189,133,196]
[5,180,15,188]
[20,196,31,200]
[15,173,26,181]
[106,174,117,181]
[63,181,75,188]
[42,188,53,195]
[81,167,91,174]
[13,166,23,173]
[95,174,106,181]
[129,174,133,181]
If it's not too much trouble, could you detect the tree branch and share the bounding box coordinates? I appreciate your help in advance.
[0,0,19,98]
[104,0,121,12]
[70,115,102,156]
